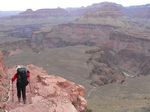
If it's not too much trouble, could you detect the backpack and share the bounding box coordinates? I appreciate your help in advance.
[17,67,29,86]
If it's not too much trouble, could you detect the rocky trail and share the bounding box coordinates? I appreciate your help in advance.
[0,50,87,112]
[1,64,87,112]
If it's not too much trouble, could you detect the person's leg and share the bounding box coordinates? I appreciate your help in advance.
[17,83,21,103]
[22,86,26,104]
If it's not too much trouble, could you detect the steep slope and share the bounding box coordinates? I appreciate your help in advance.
[86,47,150,86]
[31,23,150,53]
[31,23,116,48]
[6,65,87,112]
[0,51,6,75]
[0,50,87,112]
[0,51,9,109]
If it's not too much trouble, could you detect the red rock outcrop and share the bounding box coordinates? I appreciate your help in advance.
[6,64,87,112]
[0,51,9,109]
[0,51,6,75]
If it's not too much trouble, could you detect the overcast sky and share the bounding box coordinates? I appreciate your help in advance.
[0,0,150,11]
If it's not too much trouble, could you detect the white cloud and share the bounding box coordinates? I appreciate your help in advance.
[0,0,150,11]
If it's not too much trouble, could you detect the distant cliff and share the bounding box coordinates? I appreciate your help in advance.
[80,2,150,18]
[18,8,69,18]
[11,2,150,18]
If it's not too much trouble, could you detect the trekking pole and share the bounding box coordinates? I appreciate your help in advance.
[28,80,32,104]
[29,82,32,93]
[12,81,14,102]
[28,79,32,93]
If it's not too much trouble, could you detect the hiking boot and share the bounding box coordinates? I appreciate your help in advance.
[18,98,21,103]
[23,99,26,104]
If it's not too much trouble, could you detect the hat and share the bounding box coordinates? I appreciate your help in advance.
[16,65,22,70]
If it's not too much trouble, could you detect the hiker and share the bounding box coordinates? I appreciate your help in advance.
[11,65,30,104]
